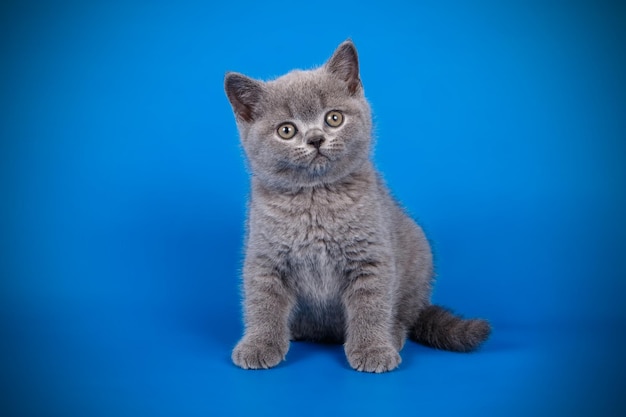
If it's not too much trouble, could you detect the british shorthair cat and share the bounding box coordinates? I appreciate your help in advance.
[224,40,490,373]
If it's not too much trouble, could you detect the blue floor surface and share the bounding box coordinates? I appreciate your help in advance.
[2,300,624,417]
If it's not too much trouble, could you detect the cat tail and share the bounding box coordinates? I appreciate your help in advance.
[409,305,491,352]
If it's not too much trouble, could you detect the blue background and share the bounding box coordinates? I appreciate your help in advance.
[2,0,625,416]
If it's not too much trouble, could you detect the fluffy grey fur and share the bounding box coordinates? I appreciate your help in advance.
[224,40,490,373]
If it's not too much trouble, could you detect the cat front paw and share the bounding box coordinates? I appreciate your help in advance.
[232,337,289,370]
[346,344,401,373]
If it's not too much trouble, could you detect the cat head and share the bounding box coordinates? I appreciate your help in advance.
[224,40,372,190]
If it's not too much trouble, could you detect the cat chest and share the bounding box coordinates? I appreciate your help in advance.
[270,214,345,301]
[253,191,371,300]
[287,225,345,301]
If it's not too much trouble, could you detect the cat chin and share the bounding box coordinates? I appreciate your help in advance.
[261,168,346,190]
[301,167,358,187]
[259,153,365,190]
[308,154,331,172]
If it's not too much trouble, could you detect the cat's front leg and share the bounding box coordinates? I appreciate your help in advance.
[232,257,294,370]
[342,261,401,373]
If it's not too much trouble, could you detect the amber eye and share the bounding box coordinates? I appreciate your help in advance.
[277,123,297,139]
[325,110,344,127]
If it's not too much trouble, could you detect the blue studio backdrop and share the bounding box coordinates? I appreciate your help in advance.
[1,1,625,416]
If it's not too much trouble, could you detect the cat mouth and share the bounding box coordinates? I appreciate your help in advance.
[309,152,330,167]
[311,150,330,161]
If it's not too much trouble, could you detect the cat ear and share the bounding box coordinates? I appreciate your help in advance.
[325,40,361,95]
[224,72,265,122]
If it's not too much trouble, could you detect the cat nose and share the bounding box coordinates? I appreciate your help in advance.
[306,134,325,149]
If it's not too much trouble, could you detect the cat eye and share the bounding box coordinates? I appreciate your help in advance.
[277,123,297,139]
[325,110,344,127]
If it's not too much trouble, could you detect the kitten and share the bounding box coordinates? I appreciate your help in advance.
[224,40,491,373]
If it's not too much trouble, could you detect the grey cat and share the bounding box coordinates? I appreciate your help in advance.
[224,40,491,373]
